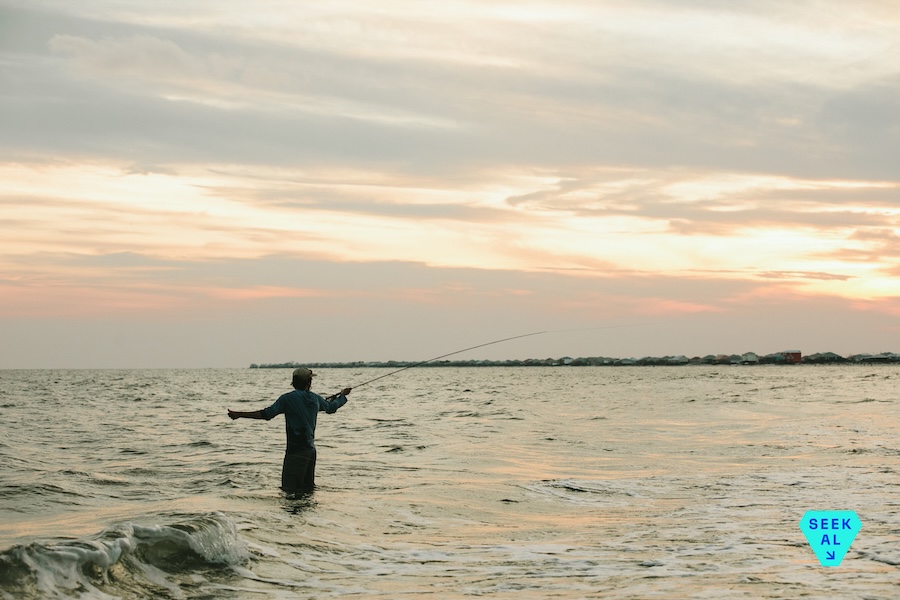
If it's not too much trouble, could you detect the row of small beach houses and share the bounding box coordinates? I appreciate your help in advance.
[253,351,900,370]
[565,350,900,366]
[567,351,801,366]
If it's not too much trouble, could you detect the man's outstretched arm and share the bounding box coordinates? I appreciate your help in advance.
[228,409,267,420]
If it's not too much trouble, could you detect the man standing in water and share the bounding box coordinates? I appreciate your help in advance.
[228,367,351,494]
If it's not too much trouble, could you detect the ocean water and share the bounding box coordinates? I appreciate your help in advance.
[1,366,898,599]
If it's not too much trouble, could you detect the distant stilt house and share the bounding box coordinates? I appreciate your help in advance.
[851,352,900,363]
[804,351,847,364]
[741,352,759,364]
[783,350,802,364]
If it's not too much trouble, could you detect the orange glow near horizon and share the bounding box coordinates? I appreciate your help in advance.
[3,158,899,323]
[2,164,897,259]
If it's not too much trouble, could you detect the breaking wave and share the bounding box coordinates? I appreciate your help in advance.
[0,512,248,599]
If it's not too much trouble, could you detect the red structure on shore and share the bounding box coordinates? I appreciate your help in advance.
[782,350,802,364]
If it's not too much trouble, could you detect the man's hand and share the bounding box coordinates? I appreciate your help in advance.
[326,388,352,400]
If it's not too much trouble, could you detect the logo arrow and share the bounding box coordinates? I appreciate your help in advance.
[826,551,835,560]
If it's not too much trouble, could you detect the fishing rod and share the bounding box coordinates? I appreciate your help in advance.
[326,324,640,398]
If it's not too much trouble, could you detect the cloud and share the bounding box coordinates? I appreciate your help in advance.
[2,253,898,367]
[3,1,899,180]
[49,33,202,79]
[0,249,765,319]
[3,159,898,303]
[756,271,853,282]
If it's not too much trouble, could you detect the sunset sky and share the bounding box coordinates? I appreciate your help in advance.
[2,1,900,369]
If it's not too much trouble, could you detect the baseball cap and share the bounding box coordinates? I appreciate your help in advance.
[292,367,315,380]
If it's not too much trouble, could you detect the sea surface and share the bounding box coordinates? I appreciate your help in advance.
[1,366,898,599]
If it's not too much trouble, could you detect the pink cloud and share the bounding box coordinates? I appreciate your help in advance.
[0,280,334,318]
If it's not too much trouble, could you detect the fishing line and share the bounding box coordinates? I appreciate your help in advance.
[327,323,641,397]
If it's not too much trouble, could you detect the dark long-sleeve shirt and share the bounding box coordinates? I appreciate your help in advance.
[262,389,347,453]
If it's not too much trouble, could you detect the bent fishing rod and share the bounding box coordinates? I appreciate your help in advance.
[325,324,640,398]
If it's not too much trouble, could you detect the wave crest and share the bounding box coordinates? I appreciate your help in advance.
[0,512,248,599]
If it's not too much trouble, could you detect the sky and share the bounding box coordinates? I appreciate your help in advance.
[2,0,900,369]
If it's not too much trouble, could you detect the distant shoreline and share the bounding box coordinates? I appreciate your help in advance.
[251,351,900,369]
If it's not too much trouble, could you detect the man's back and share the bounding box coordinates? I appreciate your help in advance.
[263,389,347,453]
